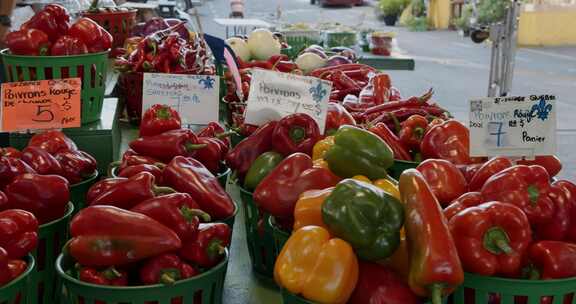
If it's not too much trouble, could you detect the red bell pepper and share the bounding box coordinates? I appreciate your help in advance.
[533,182,572,241]
[129,129,205,163]
[7,259,27,282]
[272,113,321,156]
[21,4,70,42]
[54,149,97,184]
[194,137,227,174]
[554,180,576,243]
[5,174,69,224]
[0,157,36,190]
[69,205,182,266]
[139,104,182,137]
[421,120,471,165]
[449,201,531,277]
[443,192,484,221]
[274,61,298,73]
[179,223,231,268]
[140,254,198,285]
[416,159,467,207]
[131,193,210,242]
[325,103,356,136]
[0,148,22,159]
[468,157,513,191]
[481,165,554,224]
[198,122,231,147]
[349,261,420,304]
[517,156,562,178]
[86,177,127,205]
[50,35,88,56]
[116,150,164,173]
[4,29,51,56]
[0,247,11,286]
[458,163,483,183]
[268,54,289,66]
[163,157,235,220]
[0,191,7,211]
[368,122,412,161]
[225,121,277,177]
[525,241,576,279]
[0,209,38,259]
[79,267,128,286]
[28,131,77,154]
[68,17,112,53]
[398,114,428,150]
[21,146,62,176]
[372,73,391,105]
[253,153,341,218]
[90,172,175,210]
[118,164,164,185]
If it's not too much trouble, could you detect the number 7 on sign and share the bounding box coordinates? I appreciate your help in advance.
[488,121,506,147]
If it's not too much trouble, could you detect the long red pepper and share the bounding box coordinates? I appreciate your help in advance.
[368,123,412,161]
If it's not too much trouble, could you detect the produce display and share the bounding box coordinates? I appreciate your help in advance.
[0,209,38,286]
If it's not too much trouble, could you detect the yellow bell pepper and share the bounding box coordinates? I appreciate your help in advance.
[380,235,410,281]
[313,159,329,169]
[274,226,359,304]
[351,175,400,200]
[293,188,334,231]
[312,136,334,161]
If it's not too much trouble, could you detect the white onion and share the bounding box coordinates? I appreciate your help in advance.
[247,28,281,61]
[295,53,326,74]
[226,37,251,62]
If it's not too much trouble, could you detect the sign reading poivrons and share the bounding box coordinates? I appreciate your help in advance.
[469,95,557,157]
[244,69,332,132]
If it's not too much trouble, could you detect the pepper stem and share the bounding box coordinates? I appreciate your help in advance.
[527,267,541,280]
[184,142,207,152]
[102,267,122,280]
[413,127,425,140]
[88,0,99,12]
[430,283,444,304]
[289,126,306,143]
[388,113,402,134]
[153,186,177,196]
[159,269,180,285]
[527,185,540,206]
[181,206,211,223]
[215,131,235,139]
[483,227,513,255]
[207,240,225,260]
[156,106,172,120]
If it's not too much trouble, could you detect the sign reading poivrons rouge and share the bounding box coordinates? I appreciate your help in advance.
[244,69,332,132]
[1,78,81,132]
[469,95,557,157]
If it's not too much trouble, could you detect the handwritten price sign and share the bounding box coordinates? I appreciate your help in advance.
[469,95,557,157]
[1,78,81,132]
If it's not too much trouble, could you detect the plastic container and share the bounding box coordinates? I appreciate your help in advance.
[30,202,74,304]
[324,32,357,48]
[69,170,99,215]
[118,71,144,124]
[56,250,229,304]
[269,216,290,256]
[1,50,109,124]
[370,32,395,56]
[0,255,35,304]
[83,9,137,48]
[280,30,322,53]
[388,159,420,180]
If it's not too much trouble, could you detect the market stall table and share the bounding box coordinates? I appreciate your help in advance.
[359,51,415,70]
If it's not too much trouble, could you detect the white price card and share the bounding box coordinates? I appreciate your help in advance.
[469,95,557,157]
[142,73,220,125]
[244,69,332,133]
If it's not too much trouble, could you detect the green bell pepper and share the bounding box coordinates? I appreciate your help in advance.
[322,179,404,261]
[243,151,283,190]
[324,125,393,180]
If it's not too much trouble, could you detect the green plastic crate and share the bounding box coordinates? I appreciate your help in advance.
[238,186,277,279]
[30,202,74,304]
[324,32,356,48]
[1,49,108,124]
[281,289,316,304]
[0,255,35,304]
[69,171,99,215]
[269,216,290,256]
[57,250,229,304]
[388,159,420,180]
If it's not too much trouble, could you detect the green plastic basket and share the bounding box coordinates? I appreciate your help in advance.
[281,289,316,304]
[324,32,357,48]
[30,202,74,304]
[69,170,99,215]
[388,159,420,180]
[269,216,290,256]
[281,46,297,60]
[238,186,277,279]
[0,255,35,304]
[452,272,576,304]
[57,250,229,304]
[0,49,109,124]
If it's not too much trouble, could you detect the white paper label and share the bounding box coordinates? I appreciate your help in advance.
[244,69,332,132]
[142,73,220,125]
[469,95,557,157]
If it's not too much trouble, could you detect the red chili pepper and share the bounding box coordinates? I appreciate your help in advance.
[449,201,531,277]
[69,206,182,266]
[362,89,434,117]
[197,122,230,147]
[331,70,360,91]
[129,129,205,163]
[163,156,235,220]
[194,137,227,174]
[525,241,576,279]
[421,119,471,165]
[86,178,127,205]
[0,157,36,190]
[28,131,77,154]
[443,192,484,221]
[140,254,198,285]
[54,149,98,184]
[179,223,231,268]
[416,159,467,207]
[50,35,88,56]
[517,156,562,178]
[225,121,277,177]
[118,164,164,185]
[0,209,38,259]
[90,172,175,210]
[309,64,375,78]
[534,182,572,241]
[79,267,128,286]
[68,17,112,53]
[482,165,554,225]
[368,123,412,161]
[248,60,273,70]
[274,60,298,73]
[131,193,209,242]
[468,157,513,191]
[0,148,22,159]
[272,113,321,156]
[5,29,51,56]
[268,54,289,65]
[372,73,391,104]
[21,4,70,42]
[553,180,576,243]
[117,150,164,172]
[342,68,372,81]
[0,247,12,286]
[325,103,356,135]
[5,174,69,224]
[20,146,62,176]
[139,104,182,137]
[398,115,428,149]
[349,261,420,304]
[253,153,341,218]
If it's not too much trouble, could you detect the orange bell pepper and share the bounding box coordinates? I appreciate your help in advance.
[274,226,359,304]
[352,175,400,200]
[312,136,334,161]
[380,235,410,281]
[293,188,334,231]
[313,159,330,169]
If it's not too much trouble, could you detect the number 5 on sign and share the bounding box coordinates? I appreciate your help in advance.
[1,78,81,132]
